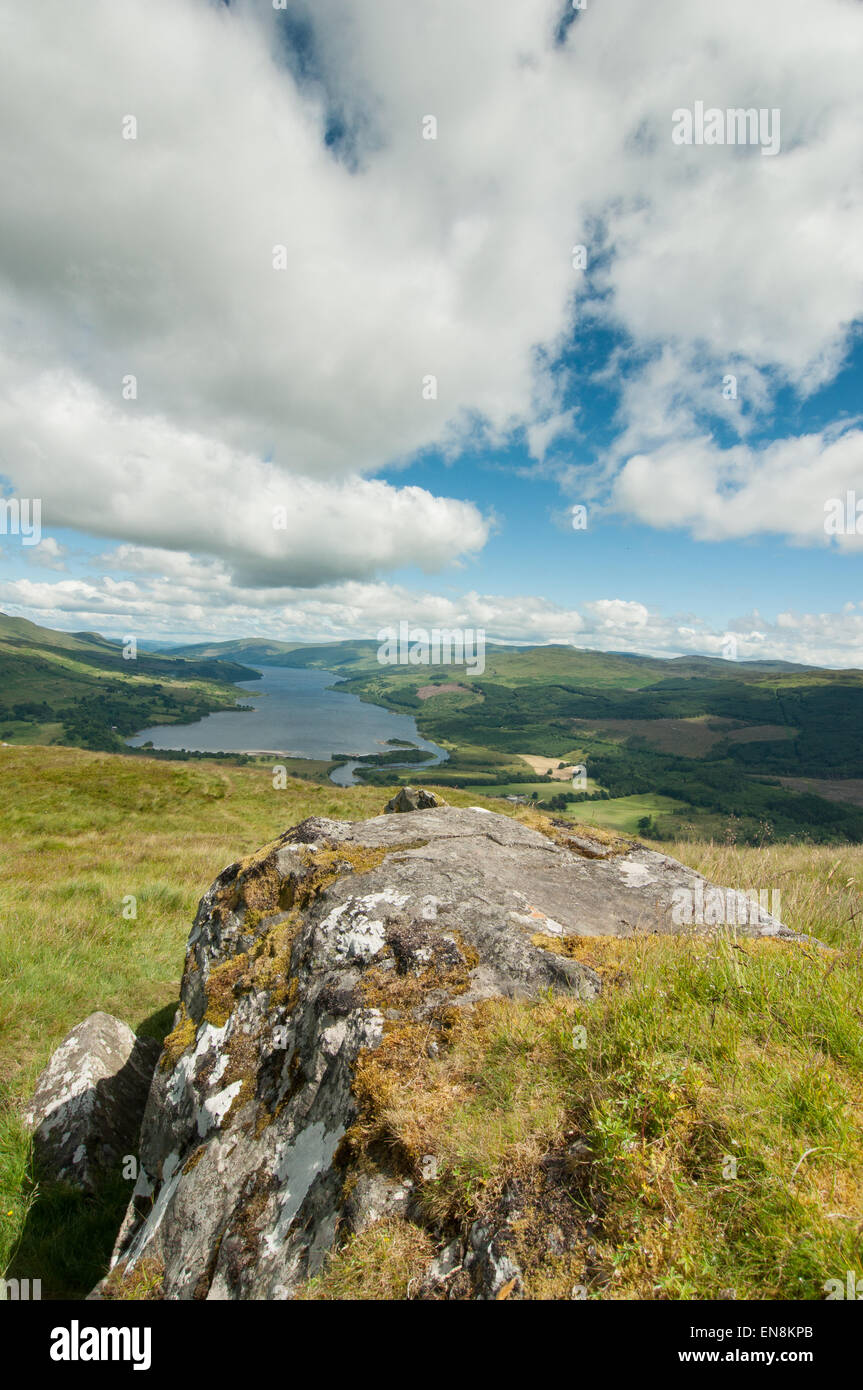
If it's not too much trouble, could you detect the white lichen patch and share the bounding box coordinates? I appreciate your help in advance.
[319,1019,349,1058]
[168,1021,229,1108]
[617,860,655,888]
[263,1121,346,1257]
[197,1081,244,1137]
[315,889,409,965]
[124,1150,183,1268]
[509,905,564,934]
[275,844,311,876]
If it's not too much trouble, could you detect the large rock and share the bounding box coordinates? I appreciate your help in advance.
[23,1012,160,1191]
[107,805,800,1299]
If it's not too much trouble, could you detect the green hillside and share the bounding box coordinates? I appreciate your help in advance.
[267,640,863,845]
[0,611,260,753]
[5,617,863,844]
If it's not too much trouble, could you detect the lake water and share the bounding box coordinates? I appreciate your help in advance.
[126,666,447,784]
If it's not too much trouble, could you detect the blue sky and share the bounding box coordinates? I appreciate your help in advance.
[0,0,861,666]
[381,328,863,623]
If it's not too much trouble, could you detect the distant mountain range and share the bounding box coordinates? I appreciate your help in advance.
[160,633,823,680]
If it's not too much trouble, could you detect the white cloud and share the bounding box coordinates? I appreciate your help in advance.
[612,424,863,546]
[4,557,863,670]
[0,362,489,584]
[1,0,861,586]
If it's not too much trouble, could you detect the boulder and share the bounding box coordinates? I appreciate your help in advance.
[23,1012,160,1191]
[106,804,802,1299]
[384,786,445,813]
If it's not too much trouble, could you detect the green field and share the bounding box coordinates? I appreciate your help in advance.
[7,615,863,846]
[1,746,862,1300]
[554,793,688,834]
[487,779,599,798]
[0,746,515,1296]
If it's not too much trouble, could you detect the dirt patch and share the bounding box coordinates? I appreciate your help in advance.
[568,717,796,758]
[517,754,580,780]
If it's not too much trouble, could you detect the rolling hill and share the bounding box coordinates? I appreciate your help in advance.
[0,612,260,752]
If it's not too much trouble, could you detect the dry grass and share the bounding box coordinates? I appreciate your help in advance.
[663,839,863,948]
[336,918,863,1299]
[297,1220,436,1300]
[0,745,514,1291]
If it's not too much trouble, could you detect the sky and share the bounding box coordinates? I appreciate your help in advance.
[0,0,861,665]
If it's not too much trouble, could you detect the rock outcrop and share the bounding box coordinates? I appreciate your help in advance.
[23,1012,160,1191]
[97,804,799,1299]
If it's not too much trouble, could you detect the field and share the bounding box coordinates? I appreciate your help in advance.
[0,746,510,1295]
[1,746,862,1299]
[558,793,688,834]
[7,616,863,847]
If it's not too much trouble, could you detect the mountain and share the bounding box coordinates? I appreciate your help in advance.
[164,637,380,667]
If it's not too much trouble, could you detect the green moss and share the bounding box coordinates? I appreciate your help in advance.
[203,954,250,1027]
[160,1005,197,1069]
[182,1145,206,1175]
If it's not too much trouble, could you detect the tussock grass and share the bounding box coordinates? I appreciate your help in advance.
[662,838,863,949]
[348,928,863,1299]
[297,1221,436,1300]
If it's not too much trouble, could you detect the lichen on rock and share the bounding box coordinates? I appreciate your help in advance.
[92,801,804,1299]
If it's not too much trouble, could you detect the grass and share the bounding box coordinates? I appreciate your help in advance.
[2,745,862,1299]
[660,839,863,949]
[340,929,863,1299]
[0,745,511,1293]
[560,793,688,834]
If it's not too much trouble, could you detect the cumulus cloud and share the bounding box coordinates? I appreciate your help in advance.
[0,362,489,584]
[4,552,863,669]
[612,424,863,547]
[1,0,862,671]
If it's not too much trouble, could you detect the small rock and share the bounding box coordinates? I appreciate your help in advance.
[464,1220,523,1300]
[425,1238,462,1286]
[22,1012,160,1191]
[343,1172,413,1235]
[384,787,447,814]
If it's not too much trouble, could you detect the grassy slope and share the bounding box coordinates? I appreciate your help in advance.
[1,747,861,1299]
